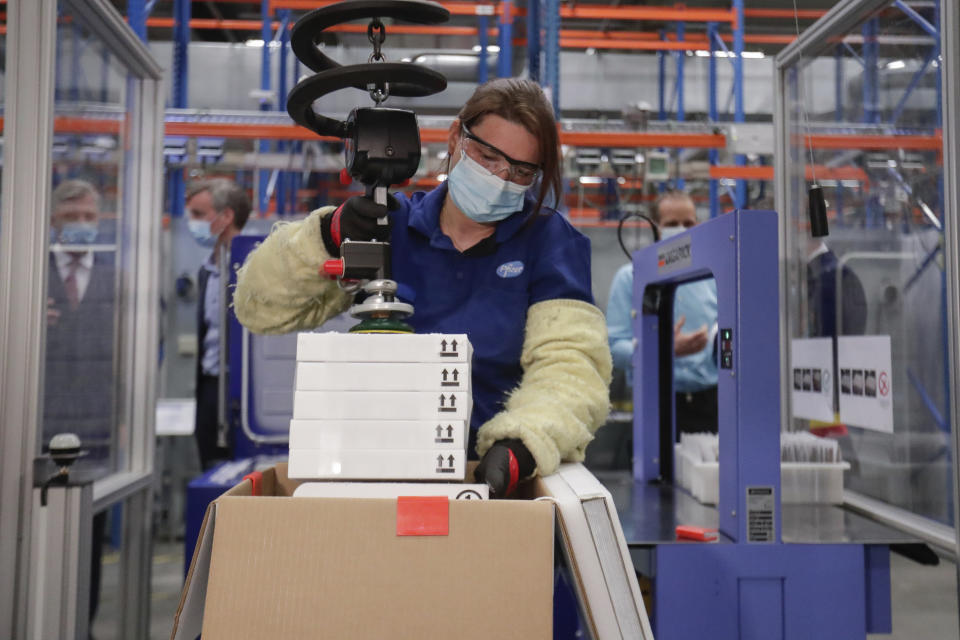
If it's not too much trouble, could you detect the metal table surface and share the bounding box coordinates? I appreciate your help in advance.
[593,471,917,545]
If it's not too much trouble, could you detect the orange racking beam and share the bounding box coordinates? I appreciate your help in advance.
[709,165,774,180]
[165,121,338,141]
[560,29,663,41]
[559,5,735,23]
[560,131,726,148]
[805,166,870,182]
[559,37,707,51]
[803,133,943,151]
[54,116,123,135]
[708,165,872,182]
[269,1,515,17]
[271,0,737,22]
[140,18,797,47]
[742,8,826,20]
[42,117,729,149]
[146,17,484,36]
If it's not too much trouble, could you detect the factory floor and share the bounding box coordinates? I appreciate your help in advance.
[90,538,959,639]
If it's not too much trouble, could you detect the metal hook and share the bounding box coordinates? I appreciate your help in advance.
[367,19,386,62]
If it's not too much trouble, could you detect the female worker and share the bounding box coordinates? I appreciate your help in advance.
[234,78,612,497]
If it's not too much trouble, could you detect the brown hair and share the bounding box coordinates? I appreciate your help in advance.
[456,78,561,215]
[652,190,695,223]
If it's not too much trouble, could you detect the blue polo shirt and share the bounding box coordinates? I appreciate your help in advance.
[388,183,593,444]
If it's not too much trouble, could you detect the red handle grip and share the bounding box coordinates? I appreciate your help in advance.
[323,259,344,277]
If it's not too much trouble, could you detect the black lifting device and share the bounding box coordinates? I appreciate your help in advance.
[287,0,451,333]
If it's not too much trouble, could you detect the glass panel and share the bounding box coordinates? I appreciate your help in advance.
[783,4,950,524]
[0,30,5,232]
[41,7,131,480]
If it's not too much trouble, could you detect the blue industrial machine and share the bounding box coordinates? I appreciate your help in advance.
[604,209,912,639]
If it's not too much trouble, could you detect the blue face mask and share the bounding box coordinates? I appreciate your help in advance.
[188,218,217,248]
[58,222,98,245]
[447,150,532,224]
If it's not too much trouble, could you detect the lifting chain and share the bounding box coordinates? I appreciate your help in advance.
[367,19,389,105]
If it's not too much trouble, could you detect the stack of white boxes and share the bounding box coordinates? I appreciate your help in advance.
[289,333,486,497]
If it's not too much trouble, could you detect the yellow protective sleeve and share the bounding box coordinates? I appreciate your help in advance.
[475,298,613,477]
[233,207,353,334]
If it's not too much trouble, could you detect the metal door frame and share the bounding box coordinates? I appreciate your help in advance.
[0,0,164,636]
[775,0,960,561]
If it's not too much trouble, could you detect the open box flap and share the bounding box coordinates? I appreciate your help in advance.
[541,463,653,640]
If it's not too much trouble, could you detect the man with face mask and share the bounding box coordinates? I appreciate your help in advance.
[44,178,112,639]
[185,178,251,469]
[606,190,719,435]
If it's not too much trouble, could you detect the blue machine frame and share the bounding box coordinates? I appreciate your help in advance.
[630,210,890,638]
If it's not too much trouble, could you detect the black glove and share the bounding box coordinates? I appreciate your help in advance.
[320,194,398,257]
[474,438,536,499]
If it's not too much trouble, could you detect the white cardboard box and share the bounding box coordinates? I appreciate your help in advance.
[293,390,471,421]
[297,333,471,363]
[289,419,466,450]
[288,448,467,480]
[295,362,471,392]
[292,481,487,500]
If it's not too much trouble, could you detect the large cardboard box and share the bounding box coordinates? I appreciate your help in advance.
[171,463,554,640]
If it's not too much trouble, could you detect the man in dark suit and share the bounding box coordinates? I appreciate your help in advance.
[185,178,251,469]
[44,178,113,639]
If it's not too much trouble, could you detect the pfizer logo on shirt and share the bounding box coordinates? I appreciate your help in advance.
[496,261,524,279]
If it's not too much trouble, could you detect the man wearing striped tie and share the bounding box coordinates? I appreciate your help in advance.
[44,178,114,639]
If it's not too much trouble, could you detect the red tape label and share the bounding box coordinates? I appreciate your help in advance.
[242,471,262,497]
[396,496,449,536]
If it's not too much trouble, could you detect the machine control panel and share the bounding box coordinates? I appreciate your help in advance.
[720,327,733,369]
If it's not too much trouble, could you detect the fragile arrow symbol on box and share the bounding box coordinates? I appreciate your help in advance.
[439,394,456,413]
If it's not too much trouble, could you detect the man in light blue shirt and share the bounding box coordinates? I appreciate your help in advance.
[186,179,251,468]
[607,191,719,434]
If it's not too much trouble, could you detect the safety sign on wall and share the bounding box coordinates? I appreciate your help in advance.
[837,335,894,433]
[790,337,835,422]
